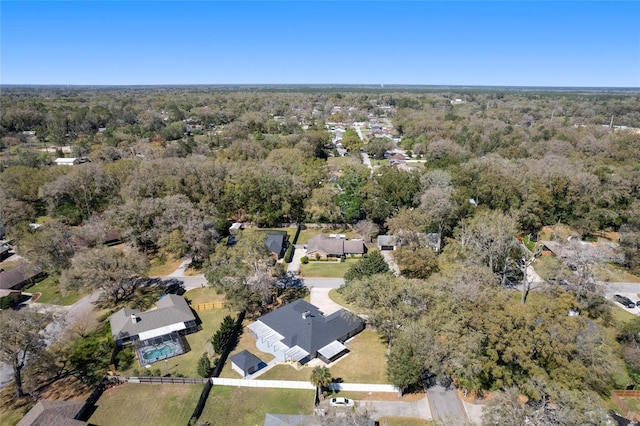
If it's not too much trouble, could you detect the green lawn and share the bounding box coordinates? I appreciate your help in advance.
[532,255,571,280]
[148,256,184,277]
[371,159,388,166]
[89,384,202,426]
[200,386,313,425]
[329,288,363,314]
[327,155,361,167]
[26,276,84,305]
[257,330,389,384]
[328,330,389,384]
[296,227,357,245]
[299,259,358,278]
[612,305,637,326]
[218,322,276,378]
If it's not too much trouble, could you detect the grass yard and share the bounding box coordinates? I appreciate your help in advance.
[244,226,298,241]
[148,256,184,277]
[256,330,389,384]
[299,258,358,278]
[254,364,309,381]
[594,264,640,283]
[296,226,357,245]
[327,155,361,167]
[328,330,389,384]
[200,386,313,425]
[531,255,571,280]
[611,305,637,326]
[26,275,84,305]
[89,384,201,426]
[329,288,363,314]
[183,287,226,305]
[218,323,276,378]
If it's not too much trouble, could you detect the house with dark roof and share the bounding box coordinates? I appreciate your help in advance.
[17,400,87,426]
[377,232,441,252]
[306,235,366,259]
[248,299,364,365]
[230,349,266,377]
[262,230,288,259]
[109,294,197,347]
[0,263,44,291]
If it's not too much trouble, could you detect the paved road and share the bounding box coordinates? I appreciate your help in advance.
[602,282,640,316]
[427,385,468,424]
[302,278,344,289]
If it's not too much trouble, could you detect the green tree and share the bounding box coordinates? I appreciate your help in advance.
[340,128,362,151]
[204,231,276,314]
[393,246,439,279]
[343,250,390,282]
[197,353,212,377]
[212,315,236,355]
[310,366,332,401]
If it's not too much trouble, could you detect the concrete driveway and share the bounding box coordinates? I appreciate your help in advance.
[380,250,400,275]
[427,385,468,424]
[357,397,431,421]
[287,244,305,274]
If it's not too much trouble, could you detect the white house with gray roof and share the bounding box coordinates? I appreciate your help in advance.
[109,294,197,347]
[248,299,364,365]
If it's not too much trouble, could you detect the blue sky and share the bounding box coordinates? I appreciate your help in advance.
[1,1,639,87]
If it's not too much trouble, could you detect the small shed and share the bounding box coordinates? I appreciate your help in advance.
[230,350,265,378]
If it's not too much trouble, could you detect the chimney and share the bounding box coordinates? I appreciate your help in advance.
[131,314,138,324]
[302,310,310,320]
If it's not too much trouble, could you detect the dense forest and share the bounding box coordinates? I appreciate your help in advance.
[1,86,640,423]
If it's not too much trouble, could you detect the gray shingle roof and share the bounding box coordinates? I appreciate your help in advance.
[109,294,195,339]
[230,350,263,372]
[255,299,363,355]
[17,400,87,426]
[0,263,43,290]
[306,236,365,256]
[264,233,286,257]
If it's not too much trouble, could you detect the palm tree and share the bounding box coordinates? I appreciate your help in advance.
[310,366,332,403]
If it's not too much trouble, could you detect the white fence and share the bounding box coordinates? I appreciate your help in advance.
[211,378,314,389]
[210,378,398,393]
[329,382,398,393]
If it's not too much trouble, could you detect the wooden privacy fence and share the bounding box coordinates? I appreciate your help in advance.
[192,301,224,311]
[611,390,640,421]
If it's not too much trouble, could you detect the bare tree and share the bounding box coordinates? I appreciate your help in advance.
[0,309,53,399]
[62,246,149,304]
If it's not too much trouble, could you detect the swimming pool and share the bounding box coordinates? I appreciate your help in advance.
[139,341,182,364]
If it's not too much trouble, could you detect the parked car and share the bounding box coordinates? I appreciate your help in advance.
[614,294,636,309]
[330,397,354,408]
[164,282,186,295]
